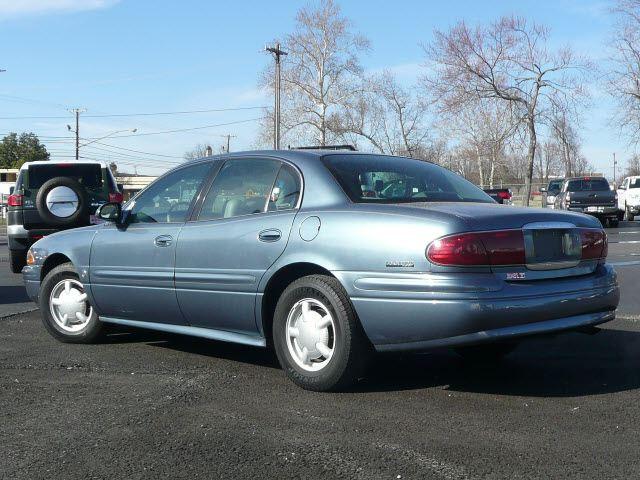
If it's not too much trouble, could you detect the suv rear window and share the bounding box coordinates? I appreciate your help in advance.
[322,154,493,203]
[566,178,610,192]
[27,164,103,189]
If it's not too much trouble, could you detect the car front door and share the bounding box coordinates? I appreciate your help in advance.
[175,158,301,335]
[89,161,213,324]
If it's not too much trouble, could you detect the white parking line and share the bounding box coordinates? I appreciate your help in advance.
[608,240,640,244]
[609,260,640,266]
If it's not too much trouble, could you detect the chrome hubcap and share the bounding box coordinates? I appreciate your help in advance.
[46,186,79,218]
[49,279,92,333]
[286,298,336,372]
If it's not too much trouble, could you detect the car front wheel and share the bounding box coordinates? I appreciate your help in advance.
[273,275,371,391]
[39,262,104,343]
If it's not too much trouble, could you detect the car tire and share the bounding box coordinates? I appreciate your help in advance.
[610,218,620,228]
[272,274,371,391]
[35,176,90,227]
[624,205,635,222]
[9,249,27,274]
[454,342,517,362]
[39,262,104,343]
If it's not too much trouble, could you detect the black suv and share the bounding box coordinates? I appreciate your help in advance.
[7,161,122,273]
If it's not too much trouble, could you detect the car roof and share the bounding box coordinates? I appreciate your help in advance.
[19,160,107,170]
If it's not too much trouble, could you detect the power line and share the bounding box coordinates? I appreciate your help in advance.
[0,105,267,120]
[92,141,184,159]
[0,116,265,140]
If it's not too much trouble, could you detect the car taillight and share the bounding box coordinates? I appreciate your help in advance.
[109,192,123,203]
[427,230,525,266]
[7,194,22,207]
[428,228,607,267]
[580,229,607,260]
[497,191,512,200]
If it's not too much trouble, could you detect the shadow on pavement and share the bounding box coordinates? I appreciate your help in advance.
[0,285,31,305]
[355,328,640,397]
[103,326,280,369]
[102,324,640,396]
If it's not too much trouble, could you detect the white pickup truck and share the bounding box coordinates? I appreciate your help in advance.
[617,176,640,221]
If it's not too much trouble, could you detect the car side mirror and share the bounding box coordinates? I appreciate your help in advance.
[619,185,626,190]
[97,202,123,224]
[9,186,14,195]
[540,187,546,193]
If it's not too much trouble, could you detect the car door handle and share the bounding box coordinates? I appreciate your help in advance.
[154,235,173,247]
[258,229,281,242]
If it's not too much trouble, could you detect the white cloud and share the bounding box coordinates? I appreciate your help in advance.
[0,0,120,18]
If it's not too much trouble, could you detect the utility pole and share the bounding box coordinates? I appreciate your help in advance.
[265,43,287,150]
[613,152,617,187]
[220,134,237,153]
[67,108,85,160]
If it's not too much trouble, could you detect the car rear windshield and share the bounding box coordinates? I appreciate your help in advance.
[322,154,494,204]
[27,164,103,189]
[566,178,610,192]
[548,180,563,192]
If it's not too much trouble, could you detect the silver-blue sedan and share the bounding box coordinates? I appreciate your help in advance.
[22,150,619,391]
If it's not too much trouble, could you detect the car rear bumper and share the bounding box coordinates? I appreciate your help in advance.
[568,206,618,217]
[336,264,619,352]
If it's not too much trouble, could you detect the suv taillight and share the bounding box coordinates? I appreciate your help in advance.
[7,194,22,207]
[109,192,123,203]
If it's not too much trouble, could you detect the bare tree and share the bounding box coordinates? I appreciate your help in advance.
[608,1,640,141]
[547,101,582,177]
[625,154,640,176]
[441,98,519,188]
[261,0,369,147]
[183,143,211,161]
[423,16,590,205]
[342,71,430,157]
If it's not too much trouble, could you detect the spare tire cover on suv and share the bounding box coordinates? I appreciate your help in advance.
[35,176,90,226]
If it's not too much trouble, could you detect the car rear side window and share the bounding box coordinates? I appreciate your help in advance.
[198,159,281,221]
[630,178,640,189]
[267,164,301,212]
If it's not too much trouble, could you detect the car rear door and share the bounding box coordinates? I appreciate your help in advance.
[174,157,301,336]
[89,161,213,324]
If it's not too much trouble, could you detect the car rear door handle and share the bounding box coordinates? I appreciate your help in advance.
[258,229,281,242]
[154,235,173,247]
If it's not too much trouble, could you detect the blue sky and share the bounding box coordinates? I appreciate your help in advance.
[0,0,626,175]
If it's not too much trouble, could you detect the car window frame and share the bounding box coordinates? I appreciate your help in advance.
[123,159,215,226]
[190,156,304,223]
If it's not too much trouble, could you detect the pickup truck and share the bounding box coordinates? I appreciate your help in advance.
[554,176,619,227]
[483,188,512,204]
[617,175,640,221]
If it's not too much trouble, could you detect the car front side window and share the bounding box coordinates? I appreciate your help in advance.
[127,162,211,224]
[198,158,281,221]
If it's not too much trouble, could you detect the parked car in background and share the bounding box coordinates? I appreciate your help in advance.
[540,179,564,209]
[7,161,122,273]
[483,188,512,204]
[554,176,619,227]
[617,176,640,221]
[22,151,619,391]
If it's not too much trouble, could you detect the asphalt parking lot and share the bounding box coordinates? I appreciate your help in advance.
[1,223,639,479]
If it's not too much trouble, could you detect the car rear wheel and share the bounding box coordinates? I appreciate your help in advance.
[272,275,371,391]
[8,249,27,274]
[454,342,517,362]
[39,262,104,343]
